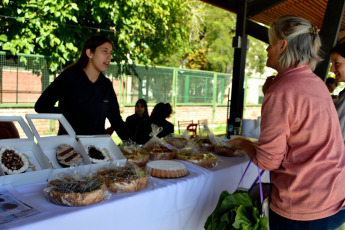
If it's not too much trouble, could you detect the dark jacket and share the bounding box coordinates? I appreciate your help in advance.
[35,66,130,140]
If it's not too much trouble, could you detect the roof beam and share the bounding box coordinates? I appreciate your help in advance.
[314,0,345,80]
[247,0,287,18]
[246,20,269,43]
[200,0,236,13]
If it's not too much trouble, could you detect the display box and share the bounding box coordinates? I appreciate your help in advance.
[78,135,127,171]
[0,116,51,186]
[25,113,92,177]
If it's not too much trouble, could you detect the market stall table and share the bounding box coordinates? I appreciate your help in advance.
[2,157,268,230]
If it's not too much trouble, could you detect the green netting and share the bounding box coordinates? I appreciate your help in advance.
[0,52,232,105]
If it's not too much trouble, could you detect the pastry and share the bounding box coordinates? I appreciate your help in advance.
[145,160,188,178]
[86,145,109,164]
[56,144,83,167]
[214,144,246,157]
[97,166,148,193]
[0,147,29,175]
[142,146,177,160]
[163,136,188,149]
[45,177,107,206]
[122,149,149,167]
[177,151,218,168]
[195,138,214,152]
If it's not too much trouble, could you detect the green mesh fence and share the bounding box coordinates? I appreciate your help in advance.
[0,52,232,106]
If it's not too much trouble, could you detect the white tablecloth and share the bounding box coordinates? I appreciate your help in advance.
[3,157,269,230]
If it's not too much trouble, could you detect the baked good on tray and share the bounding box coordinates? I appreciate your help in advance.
[86,145,109,164]
[145,160,189,178]
[142,146,177,160]
[122,149,149,167]
[45,177,107,206]
[97,166,148,193]
[214,144,246,157]
[0,147,29,175]
[176,151,218,168]
[163,136,188,149]
[56,144,83,167]
[194,138,214,152]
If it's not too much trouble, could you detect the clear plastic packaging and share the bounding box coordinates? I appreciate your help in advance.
[142,124,177,160]
[44,170,110,206]
[213,143,246,157]
[119,140,149,167]
[97,163,148,193]
[162,133,189,149]
[177,143,220,168]
[193,123,216,152]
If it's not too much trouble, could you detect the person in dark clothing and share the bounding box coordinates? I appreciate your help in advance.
[150,102,174,138]
[35,35,130,140]
[136,102,174,144]
[0,122,20,139]
[125,99,149,143]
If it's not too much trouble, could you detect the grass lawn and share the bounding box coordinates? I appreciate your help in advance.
[111,123,227,145]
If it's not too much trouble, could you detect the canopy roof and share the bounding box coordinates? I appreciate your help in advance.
[202,0,345,43]
[200,0,345,138]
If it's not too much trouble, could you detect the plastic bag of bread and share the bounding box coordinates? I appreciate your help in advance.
[162,133,189,149]
[193,123,216,152]
[177,142,220,168]
[97,163,148,193]
[119,140,149,167]
[44,169,110,207]
[142,124,177,160]
[214,142,246,157]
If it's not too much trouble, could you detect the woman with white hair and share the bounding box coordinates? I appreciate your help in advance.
[228,15,345,229]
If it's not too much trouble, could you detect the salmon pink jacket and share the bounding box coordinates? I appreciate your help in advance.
[254,65,345,221]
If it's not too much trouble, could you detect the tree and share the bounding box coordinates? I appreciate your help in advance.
[0,0,189,73]
[155,2,268,76]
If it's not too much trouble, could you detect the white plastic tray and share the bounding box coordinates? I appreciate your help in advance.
[0,116,51,186]
[78,135,127,171]
[25,114,92,177]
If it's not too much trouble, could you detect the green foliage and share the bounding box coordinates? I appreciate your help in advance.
[0,0,189,73]
[205,190,268,230]
[155,3,268,76]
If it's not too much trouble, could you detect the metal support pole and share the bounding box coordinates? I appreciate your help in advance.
[227,0,248,138]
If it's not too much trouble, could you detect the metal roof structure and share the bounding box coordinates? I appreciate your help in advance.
[200,0,345,137]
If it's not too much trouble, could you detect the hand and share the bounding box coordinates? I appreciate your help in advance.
[226,137,256,158]
[105,127,114,135]
[262,76,275,95]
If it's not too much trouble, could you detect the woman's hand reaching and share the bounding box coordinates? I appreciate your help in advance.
[226,137,257,158]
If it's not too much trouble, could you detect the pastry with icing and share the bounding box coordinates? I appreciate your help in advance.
[0,147,29,174]
[56,144,83,167]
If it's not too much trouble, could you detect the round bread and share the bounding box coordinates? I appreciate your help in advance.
[86,145,109,164]
[163,137,188,149]
[97,167,148,193]
[122,150,149,167]
[214,144,246,157]
[0,147,29,175]
[45,177,107,206]
[143,146,176,160]
[145,160,188,178]
[177,152,218,168]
